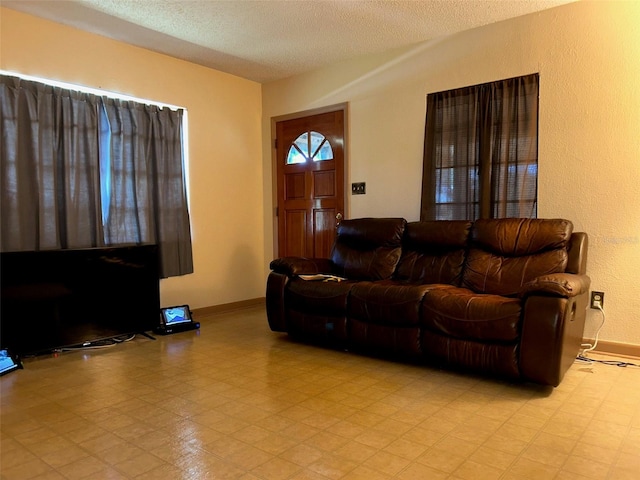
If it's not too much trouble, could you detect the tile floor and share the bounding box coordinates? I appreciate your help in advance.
[1,305,639,479]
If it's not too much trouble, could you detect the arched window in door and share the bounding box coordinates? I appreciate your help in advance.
[286,131,333,164]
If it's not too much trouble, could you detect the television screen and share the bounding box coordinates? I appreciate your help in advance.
[1,245,160,356]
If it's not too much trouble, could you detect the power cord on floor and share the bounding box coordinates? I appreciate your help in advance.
[576,355,640,368]
[580,304,605,354]
[56,334,137,352]
[577,304,640,368]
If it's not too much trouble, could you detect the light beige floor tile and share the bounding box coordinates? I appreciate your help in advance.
[55,455,108,479]
[289,469,335,480]
[12,426,59,446]
[416,446,467,473]
[352,428,396,449]
[38,444,90,469]
[395,461,449,479]
[469,445,518,470]
[326,419,367,439]
[333,440,377,463]
[571,441,619,465]
[304,429,351,453]
[448,417,501,443]
[531,431,578,454]
[78,431,128,455]
[230,424,272,444]
[382,436,430,460]
[554,471,594,480]
[92,441,145,465]
[134,462,184,480]
[251,431,299,455]
[343,410,385,429]
[1,306,639,480]
[580,428,625,450]
[113,451,166,477]
[342,464,393,480]
[561,454,612,479]
[279,443,325,467]
[307,452,358,479]
[300,411,342,430]
[226,443,274,470]
[250,455,302,480]
[1,458,54,480]
[416,414,458,434]
[503,457,559,480]
[399,424,447,447]
[607,466,640,480]
[432,434,481,457]
[522,441,571,468]
[498,418,542,442]
[362,450,411,476]
[480,432,529,456]
[453,459,504,480]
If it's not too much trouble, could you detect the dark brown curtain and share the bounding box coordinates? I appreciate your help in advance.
[421,73,539,221]
[0,74,193,278]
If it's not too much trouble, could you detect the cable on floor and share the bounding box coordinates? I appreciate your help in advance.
[580,304,605,354]
[576,304,639,367]
[56,334,137,352]
[576,355,640,368]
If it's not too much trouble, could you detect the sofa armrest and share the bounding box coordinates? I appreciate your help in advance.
[519,273,591,298]
[266,272,288,332]
[519,273,590,385]
[270,257,334,277]
[519,290,588,386]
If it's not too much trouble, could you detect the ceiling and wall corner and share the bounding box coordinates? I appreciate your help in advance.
[1,0,577,83]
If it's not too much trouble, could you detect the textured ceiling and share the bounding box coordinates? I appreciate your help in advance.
[4,0,577,83]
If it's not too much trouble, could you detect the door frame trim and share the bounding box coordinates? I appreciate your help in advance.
[270,102,349,258]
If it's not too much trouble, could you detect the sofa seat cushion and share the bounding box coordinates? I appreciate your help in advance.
[286,277,356,315]
[421,286,522,342]
[348,281,435,326]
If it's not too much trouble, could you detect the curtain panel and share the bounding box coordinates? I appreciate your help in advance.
[421,73,539,221]
[0,75,193,278]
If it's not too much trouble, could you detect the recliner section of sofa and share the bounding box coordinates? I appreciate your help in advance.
[266,217,590,386]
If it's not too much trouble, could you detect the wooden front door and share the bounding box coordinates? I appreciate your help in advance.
[275,107,345,258]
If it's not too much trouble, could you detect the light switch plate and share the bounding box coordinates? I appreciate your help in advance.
[352,182,366,195]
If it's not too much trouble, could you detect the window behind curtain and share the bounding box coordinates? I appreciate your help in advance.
[0,74,193,278]
[421,73,539,221]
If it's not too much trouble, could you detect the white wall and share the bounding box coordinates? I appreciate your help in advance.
[1,8,265,310]
[262,1,640,348]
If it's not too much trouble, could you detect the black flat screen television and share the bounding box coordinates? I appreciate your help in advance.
[1,245,160,356]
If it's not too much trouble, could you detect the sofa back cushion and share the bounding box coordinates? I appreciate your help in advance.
[330,218,406,280]
[462,218,573,296]
[395,221,472,285]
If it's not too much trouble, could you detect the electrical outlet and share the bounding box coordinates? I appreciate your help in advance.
[351,182,366,195]
[590,291,604,309]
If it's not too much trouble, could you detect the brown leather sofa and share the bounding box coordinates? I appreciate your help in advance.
[266,217,590,386]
